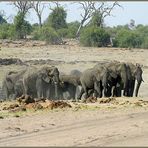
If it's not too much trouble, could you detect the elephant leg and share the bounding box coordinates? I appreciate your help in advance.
[37,89,42,98]
[113,83,121,97]
[43,89,46,98]
[116,86,121,97]
[3,84,9,100]
[93,90,98,98]
[5,88,9,100]
[123,83,128,97]
[82,85,89,100]
[77,87,85,101]
[88,89,94,97]
[63,91,70,100]
[58,87,63,100]
[130,80,135,97]
[36,84,43,98]
[94,82,102,98]
[75,86,81,101]
[11,94,17,100]
[67,85,76,100]
[46,88,50,99]
[112,86,116,97]
[105,85,112,97]
[54,84,59,100]
[24,84,29,96]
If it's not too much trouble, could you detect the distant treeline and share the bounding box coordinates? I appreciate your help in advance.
[0,2,148,49]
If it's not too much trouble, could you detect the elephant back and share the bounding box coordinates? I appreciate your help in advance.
[70,69,82,77]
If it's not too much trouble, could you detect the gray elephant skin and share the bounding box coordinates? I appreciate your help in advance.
[23,66,60,99]
[126,63,143,97]
[2,66,60,100]
[59,71,81,100]
[2,69,27,100]
[77,66,117,101]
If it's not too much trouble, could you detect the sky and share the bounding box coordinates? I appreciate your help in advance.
[0,1,148,27]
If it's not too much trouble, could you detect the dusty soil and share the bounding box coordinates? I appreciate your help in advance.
[0,39,148,146]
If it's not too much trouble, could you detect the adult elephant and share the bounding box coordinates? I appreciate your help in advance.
[2,69,27,100]
[23,66,60,99]
[77,66,117,101]
[126,63,143,97]
[94,61,128,97]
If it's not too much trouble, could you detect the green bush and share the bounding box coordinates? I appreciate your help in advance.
[57,28,68,38]
[66,21,80,38]
[32,26,61,44]
[14,12,32,39]
[56,21,80,39]
[114,29,142,48]
[0,24,8,39]
[141,37,148,49]
[80,26,110,47]
[0,24,15,39]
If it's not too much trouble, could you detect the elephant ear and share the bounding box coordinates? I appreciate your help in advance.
[94,70,101,82]
[48,67,59,76]
[38,72,51,83]
[43,76,51,83]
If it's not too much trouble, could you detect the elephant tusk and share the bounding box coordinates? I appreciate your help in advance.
[108,83,111,87]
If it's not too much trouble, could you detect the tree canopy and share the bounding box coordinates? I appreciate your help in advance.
[46,6,67,30]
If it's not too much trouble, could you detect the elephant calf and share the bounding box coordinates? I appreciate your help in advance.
[77,68,104,101]
[59,74,81,100]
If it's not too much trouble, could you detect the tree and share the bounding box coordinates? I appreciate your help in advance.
[76,1,122,37]
[13,1,32,15]
[75,1,94,37]
[32,1,46,27]
[14,12,32,39]
[47,2,67,30]
[89,11,103,27]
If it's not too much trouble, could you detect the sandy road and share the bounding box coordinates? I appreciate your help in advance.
[0,109,148,147]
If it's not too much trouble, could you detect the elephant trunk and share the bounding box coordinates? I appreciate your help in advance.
[54,84,58,99]
[121,73,128,96]
[135,66,143,97]
[135,80,142,97]
[53,74,60,99]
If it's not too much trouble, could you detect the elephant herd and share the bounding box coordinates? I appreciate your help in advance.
[2,61,143,102]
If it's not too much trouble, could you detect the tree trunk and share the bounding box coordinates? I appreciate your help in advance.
[76,23,83,38]
[38,14,42,27]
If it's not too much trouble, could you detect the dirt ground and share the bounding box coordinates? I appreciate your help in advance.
[0,39,148,146]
